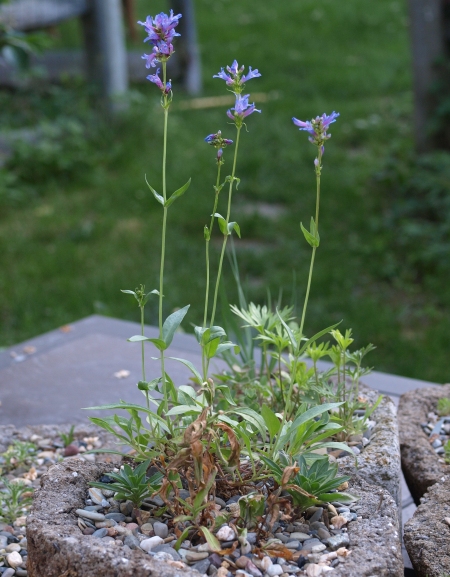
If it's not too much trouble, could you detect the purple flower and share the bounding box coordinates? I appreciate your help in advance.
[138,10,181,68]
[204,130,233,148]
[146,68,171,94]
[227,94,261,124]
[292,111,339,147]
[214,61,261,93]
[138,11,181,45]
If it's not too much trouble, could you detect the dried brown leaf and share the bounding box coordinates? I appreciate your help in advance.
[183,408,208,445]
[280,466,300,488]
[215,422,241,468]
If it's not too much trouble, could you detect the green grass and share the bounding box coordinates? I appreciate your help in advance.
[1,0,449,383]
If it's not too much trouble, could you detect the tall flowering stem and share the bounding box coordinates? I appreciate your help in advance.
[139,11,181,416]
[209,126,241,330]
[285,112,339,418]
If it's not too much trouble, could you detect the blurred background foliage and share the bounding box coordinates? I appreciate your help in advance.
[0,0,449,383]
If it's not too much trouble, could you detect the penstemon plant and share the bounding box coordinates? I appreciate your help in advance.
[85,6,389,541]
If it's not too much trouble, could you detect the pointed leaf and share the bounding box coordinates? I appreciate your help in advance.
[166,404,202,416]
[276,308,297,350]
[162,305,190,347]
[168,356,202,383]
[199,527,221,552]
[261,404,281,438]
[165,177,191,208]
[230,407,266,439]
[300,221,319,248]
[128,335,167,351]
[297,322,342,357]
[228,222,241,238]
[291,402,343,431]
[145,175,164,205]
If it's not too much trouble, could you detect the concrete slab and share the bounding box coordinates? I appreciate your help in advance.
[0,315,224,426]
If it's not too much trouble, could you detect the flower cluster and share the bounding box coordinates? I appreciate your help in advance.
[138,10,181,70]
[292,112,340,151]
[214,60,261,127]
[204,131,234,163]
[213,60,261,94]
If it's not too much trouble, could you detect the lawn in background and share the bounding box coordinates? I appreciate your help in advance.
[1,0,449,383]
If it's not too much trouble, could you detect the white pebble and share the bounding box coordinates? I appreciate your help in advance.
[266,564,283,576]
[140,536,164,552]
[6,551,23,569]
[260,556,273,571]
[216,525,236,541]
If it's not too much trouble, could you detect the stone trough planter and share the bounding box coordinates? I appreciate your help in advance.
[403,474,450,577]
[398,383,450,504]
[26,460,404,577]
[337,383,402,514]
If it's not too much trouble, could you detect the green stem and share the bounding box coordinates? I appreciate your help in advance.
[159,61,169,413]
[140,305,149,410]
[203,163,222,328]
[209,126,241,329]
[286,146,323,419]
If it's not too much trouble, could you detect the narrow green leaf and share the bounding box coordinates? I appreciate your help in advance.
[165,177,191,208]
[291,402,343,431]
[216,342,240,356]
[162,305,190,347]
[216,384,237,406]
[230,407,266,439]
[199,527,221,552]
[317,492,357,503]
[166,404,202,416]
[174,527,192,551]
[297,322,341,357]
[261,404,281,438]
[121,290,136,295]
[228,221,241,238]
[276,308,297,350]
[145,175,164,205]
[168,357,202,383]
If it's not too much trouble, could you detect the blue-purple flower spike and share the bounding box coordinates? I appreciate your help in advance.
[138,10,181,69]
[227,94,261,125]
[214,61,261,94]
[292,112,339,149]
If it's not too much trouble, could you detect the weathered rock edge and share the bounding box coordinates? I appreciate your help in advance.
[403,474,450,576]
[398,384,450,504]
[338,383,402,510]
[26,460,403,577]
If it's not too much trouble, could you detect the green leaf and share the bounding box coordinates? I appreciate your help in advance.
[261,404,281,438]
[300,221,319,248]
[168,357,202,383]
[174,527,192,551]
[215,213,227,235]
[297,322,341,357]
[310,216,320,245]
[205,337,221,359]
[162,305,190,347]
[145,175,164,205]
[230,407,266,440]
[216,342,240,356]
[165,177,191,208]
[121,290,136,295]
[128,335,167,351]
[199,527,221,552]
[317,492,357,503]
[166,404,202,416]
[291,402,343,430]
[276,309,297,350]
[228,222,241,237]
[216,384,237,406]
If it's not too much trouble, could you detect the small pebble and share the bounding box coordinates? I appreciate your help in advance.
[140,536,164,552]
[153,521,169,539]
[267,564,283,576]
[6,551,23,568]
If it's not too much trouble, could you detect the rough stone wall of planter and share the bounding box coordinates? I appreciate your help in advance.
[403,474,450,577]
[338,384,401,512]
[26,460,404,577]
[398,384,450,504]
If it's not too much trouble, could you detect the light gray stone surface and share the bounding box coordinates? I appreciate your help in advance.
[398,384,450,504]
[338,384,402,512]
[403,475,450,576]
[27,460,202,577]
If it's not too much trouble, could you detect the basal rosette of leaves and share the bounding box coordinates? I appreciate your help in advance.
[85,7,382,546]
